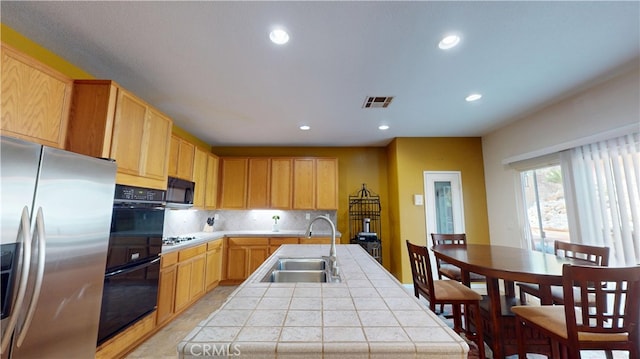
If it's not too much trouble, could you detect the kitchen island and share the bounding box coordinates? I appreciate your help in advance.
[177,244,469,358]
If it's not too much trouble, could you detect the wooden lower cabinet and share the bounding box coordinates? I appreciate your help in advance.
[175,244,206,312]
[299,237,332,244]
[205,240,223,290]
[156,252,178,326]
[158,239,222,328]
[224,237,270,283]
[95,311,156,359]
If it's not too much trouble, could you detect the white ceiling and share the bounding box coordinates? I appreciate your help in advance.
[2,1,639,147]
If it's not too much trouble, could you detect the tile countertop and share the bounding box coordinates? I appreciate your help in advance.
[161,230,342,254]
[177,244,468,359]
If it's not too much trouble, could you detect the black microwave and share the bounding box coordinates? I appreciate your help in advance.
[166,177,195,208]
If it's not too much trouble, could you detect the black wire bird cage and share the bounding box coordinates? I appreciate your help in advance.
[349,184,382,263]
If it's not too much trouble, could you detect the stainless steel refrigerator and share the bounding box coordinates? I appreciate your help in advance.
[1,136,117,358]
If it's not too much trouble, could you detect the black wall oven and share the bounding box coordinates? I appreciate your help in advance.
[97,185,166,345]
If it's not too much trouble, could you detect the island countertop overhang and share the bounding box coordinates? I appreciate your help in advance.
[177,244,469,358]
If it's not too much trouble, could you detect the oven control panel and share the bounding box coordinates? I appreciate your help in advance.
[114,184,165,202]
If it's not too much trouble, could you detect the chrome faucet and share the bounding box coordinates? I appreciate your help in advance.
[305,215,338,277]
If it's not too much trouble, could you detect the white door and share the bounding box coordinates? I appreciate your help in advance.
[424,171,465,277]
[424,171,465,237]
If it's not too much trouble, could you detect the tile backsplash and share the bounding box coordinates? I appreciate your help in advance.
[163,209,337,237]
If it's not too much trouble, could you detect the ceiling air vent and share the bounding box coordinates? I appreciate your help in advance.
[362,96,393,108]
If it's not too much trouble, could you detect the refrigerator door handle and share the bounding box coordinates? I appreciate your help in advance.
[15,208,46,347]
[0,207,33,354]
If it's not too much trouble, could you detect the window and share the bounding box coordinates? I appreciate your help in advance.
[520,165,570,253]
[562,133,639,266]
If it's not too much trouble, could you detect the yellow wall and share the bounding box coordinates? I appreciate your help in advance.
[1,24,93,79]
[387,137,490,283]
[213,146,391,267]
[172,125,212,151]
[3,24,491,282]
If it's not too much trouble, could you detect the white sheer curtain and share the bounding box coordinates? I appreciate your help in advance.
[562,132,640,266]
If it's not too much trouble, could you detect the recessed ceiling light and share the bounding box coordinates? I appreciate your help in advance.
[269,29,289,45]
[378,125,389,130]
[465,93,482,102]
[438,34,460,50]
[299,125,310,131]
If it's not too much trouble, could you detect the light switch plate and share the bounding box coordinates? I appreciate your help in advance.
[413,194,424,206]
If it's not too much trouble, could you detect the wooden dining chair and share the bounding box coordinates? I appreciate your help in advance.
[512,264,640,359]
[517,241,609,305]
[406,240,486,359]
[430,233,485,285]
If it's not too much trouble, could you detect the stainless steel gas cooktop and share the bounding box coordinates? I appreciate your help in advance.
[162,236,196,246]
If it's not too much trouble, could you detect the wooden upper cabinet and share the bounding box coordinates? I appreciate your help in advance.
[219,156,338,210]
[190,146,220,209]
[168,136,180,177]
[192,147,208,208]
[168,134,195,181]
[316,158,338,209]
[143,109,172,181]
[111,90,146,176]
[66,80,173,190]
[219,158,248,209]
[204,154,219,209]
[247,158,270,208]
[1,43,72,148]
[270,158,293,209]
[293,158,316,209]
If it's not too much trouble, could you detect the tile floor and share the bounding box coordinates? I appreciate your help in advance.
[126,284,629,359]
[126,285,237,359]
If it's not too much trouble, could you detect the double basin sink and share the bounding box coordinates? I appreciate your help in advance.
[262,257,340,283]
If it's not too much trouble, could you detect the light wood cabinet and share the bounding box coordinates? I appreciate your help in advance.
[66,80,172,190]
[219,156,338,210]
[174,261,192,313]
[247,158,270,208]
[156,252,178,326]
[1,43,72,148]
[168,134,195,181]
[95,311,156,359]
[205,240,223,291]
[156,240,221,331]
[193,147,208,207]
[299,237,332,245]
[219,158,248,209]
[145,109,173,181]
[204,154,219,209]
[292,158,339,210]
[270,158,293,209]
[193,147,220,209]
[224,237,269,282]
[174,244,206,312]
[111,90,147,177]
[293,158,316,209]
[189,255,206,300]
[316,158,339,209]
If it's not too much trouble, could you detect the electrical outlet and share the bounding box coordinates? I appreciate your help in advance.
[214,214,219,220]
[305,213,310,220]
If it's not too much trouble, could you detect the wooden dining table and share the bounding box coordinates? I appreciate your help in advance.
[431,244,588,359]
